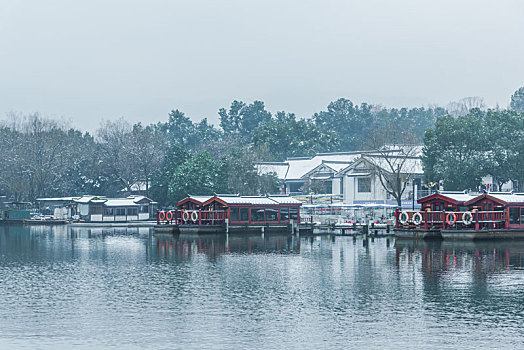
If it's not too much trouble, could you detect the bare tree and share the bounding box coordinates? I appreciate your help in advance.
[365,128,422,208]
[446,96,485,117]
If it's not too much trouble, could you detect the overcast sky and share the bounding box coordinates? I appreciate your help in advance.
[1,0,523,131]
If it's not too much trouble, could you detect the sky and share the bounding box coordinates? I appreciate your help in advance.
[0,0,523,132]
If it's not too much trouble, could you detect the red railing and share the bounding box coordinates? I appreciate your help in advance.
[395,210,507,230]
[157,209,227,226]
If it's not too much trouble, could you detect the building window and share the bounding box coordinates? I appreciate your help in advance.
[115,208,126,216]
[266,209,278,221]
[240,208,249,221]
[139,205,149,213]
[104,208,114,216]
[340,178,344,195]
[127,208,138,216]
[358,177,371,193]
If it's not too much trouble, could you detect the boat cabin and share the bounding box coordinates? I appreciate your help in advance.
[417,191,474,212]
[464,192,524,229]
[75,195,156,222]
[397,191,524,231]
[177,196,213,211]
[162,195,302,228]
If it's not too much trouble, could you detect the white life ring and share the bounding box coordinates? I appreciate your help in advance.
[399,211,409,225]
[462,211,473,225]
[191,211,198,222]
[412,212,423,225]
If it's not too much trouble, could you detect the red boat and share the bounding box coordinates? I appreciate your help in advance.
[155,195,302,234]
[395,191,524,240]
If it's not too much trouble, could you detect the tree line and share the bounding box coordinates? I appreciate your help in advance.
[1,86,523,205]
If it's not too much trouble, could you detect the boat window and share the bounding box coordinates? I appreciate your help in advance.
[127,208,138,216]
[251,208,265,222]
[116,208,126,216]
[266,209,278,221]
[240,208,249,221]
[290,207,298,220]
[459,206,467,212]
[230,208,239,222]
[520,208,524,225]
[90,205,102,215]
[509,207,519,224]
[280,207,289,221]
[104,208,114,216]
[139,205,149,213]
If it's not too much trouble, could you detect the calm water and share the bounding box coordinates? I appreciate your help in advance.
[0,226,523,349]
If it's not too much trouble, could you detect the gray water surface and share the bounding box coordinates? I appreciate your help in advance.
[0,225,523,349]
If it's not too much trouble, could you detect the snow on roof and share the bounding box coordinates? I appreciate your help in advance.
[256,162,289,179]
[436,191,477,203]
[285,153,362,180]
[361,155,423,174]
[187,195,214,203]
[267,196,302,204]
[74,196,106,203]
[216,195,278,205]
[486,192,524,204]
[36,197,80,202]
[104,198,139,207]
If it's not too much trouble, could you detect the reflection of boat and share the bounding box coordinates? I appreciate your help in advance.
[23,219,67,225]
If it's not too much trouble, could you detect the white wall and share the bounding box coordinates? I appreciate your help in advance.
[90,214,103,222]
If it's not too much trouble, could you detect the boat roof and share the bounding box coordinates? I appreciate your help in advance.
[192,195,302,207]
[465,192,524,206]
[418,191,476,204]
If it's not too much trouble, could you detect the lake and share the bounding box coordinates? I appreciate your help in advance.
[0,225,523,349]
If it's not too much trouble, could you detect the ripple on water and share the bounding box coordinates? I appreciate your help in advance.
[0,227,523,349]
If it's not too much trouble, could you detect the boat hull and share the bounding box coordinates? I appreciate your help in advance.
[441,229,524,240]
[394,228,442,240]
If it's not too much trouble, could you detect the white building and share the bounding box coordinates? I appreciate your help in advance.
[257,148,424,208]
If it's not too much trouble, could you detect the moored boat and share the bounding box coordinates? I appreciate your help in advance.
[395,191,524,240]
[155,194,302,234]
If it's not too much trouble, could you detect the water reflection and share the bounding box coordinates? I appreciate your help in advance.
[1,225,524,349]
[395,238,524,273]
[154,233,300,261]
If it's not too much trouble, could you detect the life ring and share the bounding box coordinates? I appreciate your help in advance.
[399,211,409,225]
[446,212,457,226]
[166,211,173,221]
[158,211,166,221]
[182,211,189,222]
[462,211,473,225]
[191,211,198,222]
[412,212,423,225]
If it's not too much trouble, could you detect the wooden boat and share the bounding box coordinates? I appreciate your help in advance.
[395,191,524,240]
[155,195,301,234]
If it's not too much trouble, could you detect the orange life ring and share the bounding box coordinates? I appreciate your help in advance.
[446,212,456,226]
[182,211,189,222]
[166,211,173,221]
[159,211,166,221]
